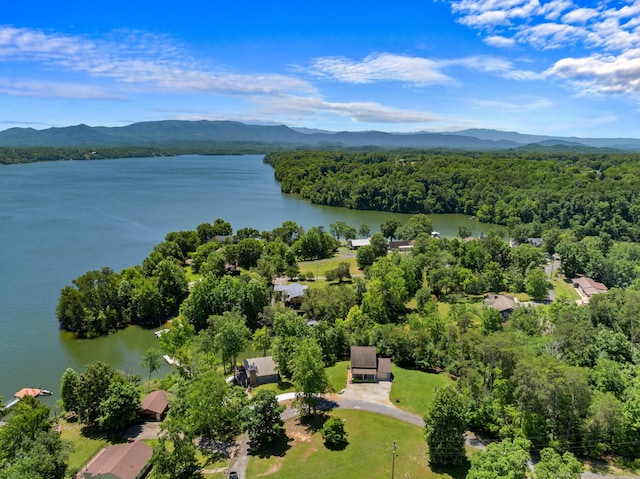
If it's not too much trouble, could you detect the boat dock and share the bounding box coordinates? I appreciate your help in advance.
[4,387,52,409]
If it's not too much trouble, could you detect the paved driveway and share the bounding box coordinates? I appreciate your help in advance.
[331,379,393,405]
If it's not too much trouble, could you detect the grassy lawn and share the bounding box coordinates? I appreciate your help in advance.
[60,420,112,477]
[390,366,454,417]
[246,409,469,479]
[326,360,349,392]
[299,256,359,279]
[551,277,580,299]
[184,266,202,283]
[255,380,297,395]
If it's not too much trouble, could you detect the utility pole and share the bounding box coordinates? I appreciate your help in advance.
[391,441,397,479]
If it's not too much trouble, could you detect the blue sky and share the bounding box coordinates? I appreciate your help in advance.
[1,0,639,137]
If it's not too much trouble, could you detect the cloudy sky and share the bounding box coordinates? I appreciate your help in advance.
[1,0,639,137]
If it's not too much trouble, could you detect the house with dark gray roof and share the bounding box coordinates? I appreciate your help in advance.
[350,346,392,382]
[243,356,279,386]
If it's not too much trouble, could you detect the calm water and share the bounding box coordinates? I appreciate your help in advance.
[0,155,505,403]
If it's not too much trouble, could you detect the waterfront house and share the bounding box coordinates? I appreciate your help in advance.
[75,441,152,479]
[243,356,280,387]
[140,390,169,421]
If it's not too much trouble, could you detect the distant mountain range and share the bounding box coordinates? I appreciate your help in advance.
[1,120,639,152]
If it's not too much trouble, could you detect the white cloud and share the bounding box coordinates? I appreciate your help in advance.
[308,53,454,85]
[254,95,441,123]
[545,49,640,96]
[473,96,554,112]
[515,22,585,49]
[0,78,126,99]
[484,35,517,47]
[562,8,599,24]
[0,25,315,97]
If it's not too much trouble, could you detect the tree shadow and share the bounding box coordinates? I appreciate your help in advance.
[324,438,349,451]
[250,432,292,458]
[318,397,339,412]
[275,381,294,391]
[298,412,328,434]
[429,460,470,479]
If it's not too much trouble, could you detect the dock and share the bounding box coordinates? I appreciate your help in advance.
[4,387,52,409]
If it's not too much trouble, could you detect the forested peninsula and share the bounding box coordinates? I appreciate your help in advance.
[265,150,640,241]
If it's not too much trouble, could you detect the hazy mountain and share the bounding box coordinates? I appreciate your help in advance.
[448,128,640,150]
[0,120,638,151]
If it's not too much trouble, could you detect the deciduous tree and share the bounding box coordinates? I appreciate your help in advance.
[423,385,467,465]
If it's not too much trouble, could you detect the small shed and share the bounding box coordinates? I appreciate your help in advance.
[244,356,279,387]
[75,441,152,479]
[140,390,169,421]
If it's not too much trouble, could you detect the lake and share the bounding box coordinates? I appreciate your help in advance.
[0,155,505,404]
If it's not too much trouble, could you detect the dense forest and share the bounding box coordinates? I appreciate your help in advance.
[264,150,640,241]
[52,212,640,469]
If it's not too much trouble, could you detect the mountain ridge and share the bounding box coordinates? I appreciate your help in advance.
[1,120,639,151]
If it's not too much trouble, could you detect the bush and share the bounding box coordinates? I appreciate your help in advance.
[321,416,348,447]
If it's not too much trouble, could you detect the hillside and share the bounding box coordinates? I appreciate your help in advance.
[2,120,638,151]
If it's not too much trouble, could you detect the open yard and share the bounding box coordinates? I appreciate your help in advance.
[246,409,469,479]
[60,420,113,478]
[299,255,359,280]
[390,366,454,417]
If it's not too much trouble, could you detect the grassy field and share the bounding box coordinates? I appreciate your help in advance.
[326,360,349,393]
[246,409,469,479]
[551,277,580,299]
[390,366,454,417]
[298,255,359,279]
[61,420,112,477]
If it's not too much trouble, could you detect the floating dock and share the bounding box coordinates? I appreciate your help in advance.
[4,387,52,409]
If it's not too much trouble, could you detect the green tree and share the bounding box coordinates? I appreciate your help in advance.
[291,337,331,415]
[380,218,401,240]
[480,307,503,335]
[60,367,79,413]
[152,419,202,479]
[244,390,285,447]
[0,396,71,479]
[370,232,388,257]
[534,448,582,479]
[396,214,433,240]
[98,381,141,431]
[154,259,189,317]
[355,245,375,269]
[525,267,549,301]
[141,347,163,381]
[210,311,250,376]
[237,237,264,269]
[325,262,351,283]
[358,222,370,238]
[75,362,122,426]
[271,310,310,377]
[321,416,348,447]
[423,385,467,465]
[467,437,531,479]
[185,371,247,442]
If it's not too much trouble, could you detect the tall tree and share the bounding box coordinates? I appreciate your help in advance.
[210,311,250,376]
[291,337,331,415]
[423,385,467,466]
[244,390,285,447]
[60,367,79,413]
[98,381,141,431]
[534,448,582,479]
[141,347,163,381]
[467,437,531,479]
[75,361,122,426]
[380,218,401,240]
[525,267,549,301]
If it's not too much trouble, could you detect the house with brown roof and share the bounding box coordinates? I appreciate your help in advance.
[75,441,152,479]
[140,390,169,421]
[572,276,608,301]
[350,346,392,382]
[484,294,517,318]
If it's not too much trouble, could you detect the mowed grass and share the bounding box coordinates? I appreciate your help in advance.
[246,409,469,479]
[390,366,454,417]
[60,420,111,477]
[299,256,359,279]
[326,360,349,392]
[551,277,580,299]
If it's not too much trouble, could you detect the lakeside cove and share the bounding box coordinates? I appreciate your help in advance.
[0,154,506,403]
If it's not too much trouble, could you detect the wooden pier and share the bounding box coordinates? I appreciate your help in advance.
[4,387,52,409]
